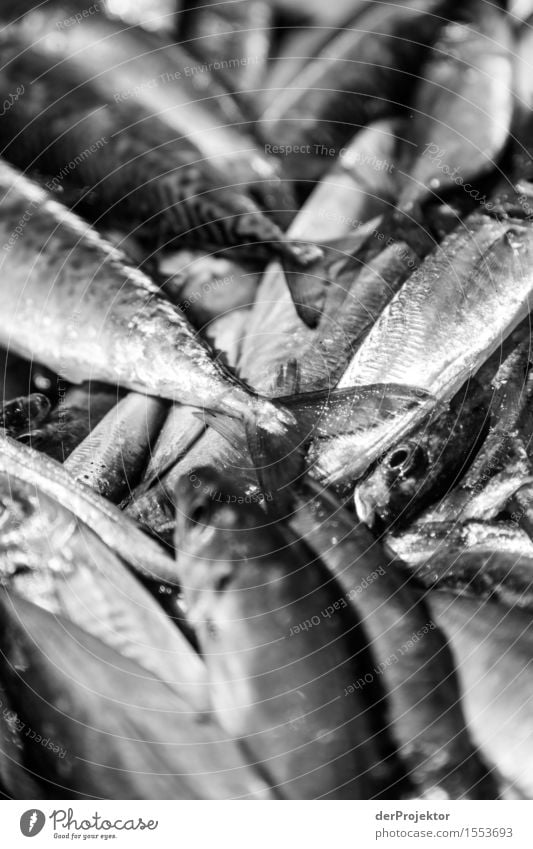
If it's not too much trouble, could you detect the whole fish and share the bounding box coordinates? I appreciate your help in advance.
[0,42,307,259]
[0,591,276,799]
[313,213,533,487]
[388,520,533,612]
[0,161,298,438]
[291,483,497,799]
[397,1,513,213]
[354,378,490,530]
[175,469,392,800]
[259,0,454,183]
[427,590,533,798]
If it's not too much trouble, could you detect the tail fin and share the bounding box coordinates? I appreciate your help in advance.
[244,384,433,515]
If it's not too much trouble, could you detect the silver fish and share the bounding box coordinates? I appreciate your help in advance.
[0,591,276,799]
[314,214,533,486]
[291,483,497,799]
[0,161,293,435]
[175,469,388,799]
[389,520,533,612]
[9,1,293,215]
[427,590,533,797]
[65,392,168,502]
[0,468,207,709]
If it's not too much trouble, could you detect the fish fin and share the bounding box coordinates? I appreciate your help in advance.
[275,383,433,439]
[196,411,246,451]
[279,249,328,328]
[245,384,433,513]
[273,357,301,395]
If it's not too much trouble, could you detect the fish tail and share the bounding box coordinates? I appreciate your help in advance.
[205,384,434,513]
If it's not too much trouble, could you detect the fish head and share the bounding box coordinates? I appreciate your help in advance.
[355,384,489,529]
[175,466,278,626]
[0,394,51,438]
[354,439,429,529]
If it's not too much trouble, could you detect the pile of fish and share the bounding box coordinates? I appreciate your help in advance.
[0,0,532,800]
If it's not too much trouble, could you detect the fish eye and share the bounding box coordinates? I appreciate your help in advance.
[388,447,410,468]
[386,443,426,477]
[189,499,212,526]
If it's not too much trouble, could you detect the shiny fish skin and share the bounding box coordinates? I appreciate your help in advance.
[65,392,168,502]
[415,331,533,525]
[126,178,425,536]
[291,484,497,799]
[175,471,389,800]
[0,591,276,799]
[315,214,533,486]
[0,473,207,708]
[293,118,405,240]
[427,590,533,797]
[0,161,291,433]
[6,1,289,204]
[0,435,177,584]
[388,520,533,612]
[0,42,301,258]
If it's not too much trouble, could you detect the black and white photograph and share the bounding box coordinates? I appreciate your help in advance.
[0,0,531,839]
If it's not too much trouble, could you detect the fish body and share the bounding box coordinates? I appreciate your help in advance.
[0,42,303,257]
[0,161,291,435]
[291,485,496,799]
[315,214,533,486]
[388,520,533,612]
[175,470,387,799]
[0,591,275,799]
[427,590,533,798]
[64,392,168,502]
[8,1,293,215]
[0,457,208,707]
[22,383,121,462]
